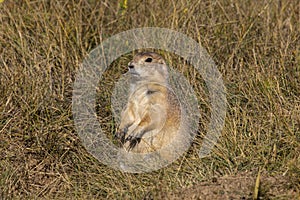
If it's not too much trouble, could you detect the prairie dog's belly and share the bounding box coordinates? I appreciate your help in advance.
[124,82,181,152]
[129,83,168,134]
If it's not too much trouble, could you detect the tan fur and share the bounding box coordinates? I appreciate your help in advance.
[115,52,182,155]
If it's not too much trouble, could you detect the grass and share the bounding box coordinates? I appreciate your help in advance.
[0,0,299,199]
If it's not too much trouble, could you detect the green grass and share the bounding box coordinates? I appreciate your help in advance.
[0,0,299,199]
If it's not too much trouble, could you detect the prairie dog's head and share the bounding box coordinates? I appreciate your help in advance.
[128,52,168,83]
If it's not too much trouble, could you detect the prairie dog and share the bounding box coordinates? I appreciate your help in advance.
[115,52,182,155]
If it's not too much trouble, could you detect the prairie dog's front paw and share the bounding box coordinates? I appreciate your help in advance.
[115,127,128,144]
[125,130,143,142]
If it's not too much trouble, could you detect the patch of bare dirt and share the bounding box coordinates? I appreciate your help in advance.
[158,172,299,200]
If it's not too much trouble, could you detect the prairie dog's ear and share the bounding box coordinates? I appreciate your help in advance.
[159,63,169,79]
[158,58,166,65]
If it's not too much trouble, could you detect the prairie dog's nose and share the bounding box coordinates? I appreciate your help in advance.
[128,62,134,69]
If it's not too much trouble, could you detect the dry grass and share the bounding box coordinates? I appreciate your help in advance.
[0,0,299,199]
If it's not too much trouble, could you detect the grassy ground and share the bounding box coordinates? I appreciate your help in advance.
[0,0,299,199]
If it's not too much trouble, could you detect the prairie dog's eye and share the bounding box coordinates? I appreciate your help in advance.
[145,57,153,63]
